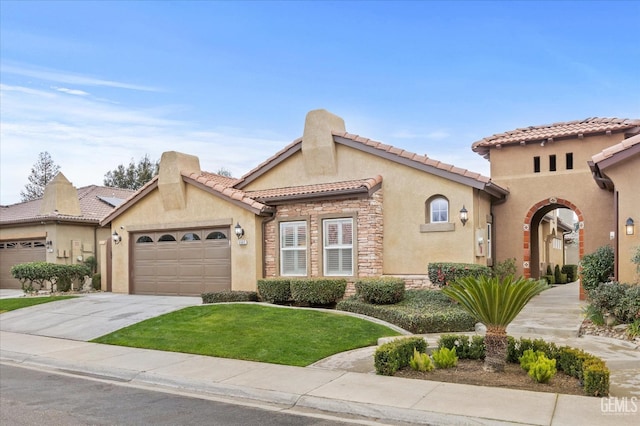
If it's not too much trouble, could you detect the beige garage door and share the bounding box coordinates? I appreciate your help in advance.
[0,240,47,289]
[132,228,231,296]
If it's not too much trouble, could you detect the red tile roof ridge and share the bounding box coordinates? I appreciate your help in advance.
[245,176,383,200]
[592,133,640,164]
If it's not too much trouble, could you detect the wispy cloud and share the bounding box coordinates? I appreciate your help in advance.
[54,86,89,96]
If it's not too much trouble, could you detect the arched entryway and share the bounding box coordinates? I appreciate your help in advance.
[522,198,584,280]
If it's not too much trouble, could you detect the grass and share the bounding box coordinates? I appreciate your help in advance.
[92,304,401,366]
[0,295,77,313]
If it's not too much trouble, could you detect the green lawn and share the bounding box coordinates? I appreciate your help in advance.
[92,304,400,366]
[0,296,77,313]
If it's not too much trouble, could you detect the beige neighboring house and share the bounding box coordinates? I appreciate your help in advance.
[100,109,508,296]
[472,117,640,292]
[0,173,134,289]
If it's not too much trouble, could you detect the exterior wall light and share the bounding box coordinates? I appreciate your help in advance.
[626,217,635,236]
[112,231,122,244]
[46,240,53,253]
[234,223,245,239]
[459,206,469,226]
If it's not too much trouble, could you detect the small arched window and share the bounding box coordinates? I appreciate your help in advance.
[158,234,177,242]
[181,232,201,241]
[136,236,154,243]
[428,196,449,223]
[206,231,227,240]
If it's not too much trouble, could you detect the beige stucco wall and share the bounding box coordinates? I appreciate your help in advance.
[489,133,624,277]
[109,183,263,293]
[243,143,492,275]
[600,154,640,284]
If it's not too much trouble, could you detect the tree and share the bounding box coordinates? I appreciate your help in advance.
[442,275,548,373]
[216,167,233,178]
[20,152,61,201]
[103,155,159,190]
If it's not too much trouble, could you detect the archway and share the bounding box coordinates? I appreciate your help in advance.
[522,198,584,280]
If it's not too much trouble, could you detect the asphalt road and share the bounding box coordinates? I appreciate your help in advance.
[0,363,372,426]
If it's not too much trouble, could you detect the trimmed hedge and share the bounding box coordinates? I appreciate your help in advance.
[290,278,347,305]
[561,264,578,282]
[374,337,427,376]
[202,291,259,304]
[354,277,405,304]
[257,279,292,303]
[439,334,609,396]
[11,262,90,293]
[428,262,491,287]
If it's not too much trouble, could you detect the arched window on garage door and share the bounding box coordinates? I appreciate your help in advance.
[158,234,177,242]
[181,232,201,241]
[136,236,154,243]
[206,231,227,240]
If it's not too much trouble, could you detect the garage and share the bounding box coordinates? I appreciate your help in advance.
[0,239,47,289]
[132,228,231,296]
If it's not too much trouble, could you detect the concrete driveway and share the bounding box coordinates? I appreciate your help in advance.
[0,292,201,341]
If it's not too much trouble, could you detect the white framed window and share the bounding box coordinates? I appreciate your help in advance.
[430,197,449,223]
[323,218,353,276]
[280,221,307,276]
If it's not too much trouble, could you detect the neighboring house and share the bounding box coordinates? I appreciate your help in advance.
[472,117,640,291]
[0,173,134,289]
[100,109,508,296]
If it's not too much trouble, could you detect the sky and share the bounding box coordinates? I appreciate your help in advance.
[1,1,639,205]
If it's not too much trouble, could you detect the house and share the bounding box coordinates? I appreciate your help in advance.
[100,109,508,296]
[472,117,640,290]
[0,173,134,289]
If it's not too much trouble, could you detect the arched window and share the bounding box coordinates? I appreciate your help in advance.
[426,196,449,223]
[136,236,153,243]
[206,231,227,240]
[181,232,201,241]
[158,234,176,242]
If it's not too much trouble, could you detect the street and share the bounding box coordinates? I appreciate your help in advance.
[0,363,369,426]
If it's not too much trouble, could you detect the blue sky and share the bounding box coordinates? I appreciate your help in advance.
[1,1,639,205]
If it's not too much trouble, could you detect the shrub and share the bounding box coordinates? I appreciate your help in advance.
[355,277,405,304]
[290,278,346,305]
[491,258,516,281]
[257,279,292,303]
[409,348,434,372]
[582,304,605,326]
[92,273,101,290]
[519,349,544,372]
[432,347,458,368]
[528,356,557,383]
[588,281,628,321]
[543,274,555,285]
[583,359,610,397]
[580,245,614,292]
[427,262,491,287]
[615,284,640,323]
[374,337,427,376]
[10,262,90,293]
[202,291,259,304]
[554,265,562,284]
[546,265,553,276]
[438,334,485,360]
[626,319,640,338]
[83,256,98,274]
[561,264,578,282]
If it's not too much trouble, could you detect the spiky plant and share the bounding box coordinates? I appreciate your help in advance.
[442,275,548,372]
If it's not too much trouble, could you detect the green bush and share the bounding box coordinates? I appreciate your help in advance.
[202,291,259,304]
[588,282,627,319]
[432,347,458,368]
[615,284,640,323]
[374,337,427,376]
[554,264,562,284]
[409,348,434,372]
[355,277,405,304]
[92,273,101,290]
[56,275,72,292]
[546,265,553,276]
[10,262,90,293]
[428,262,491,287]
[582,304,605,326]
[491,258,516,281]
[528,356,557,384]
[519,349,544,372]
[290,278,346,305]
[438,334,484,360]
[580,245,614,292]
[561,264,578,282]
[83,256,98,274]
[257,279,292,303]
[543,274,555,285]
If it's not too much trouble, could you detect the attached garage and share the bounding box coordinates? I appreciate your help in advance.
[0,239,46,289]
[132,228,231,296]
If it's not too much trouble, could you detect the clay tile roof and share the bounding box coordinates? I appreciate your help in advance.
[245,176,383,202]
[592,133,640,165]
[1,185,135,226]
[472,117,640,156]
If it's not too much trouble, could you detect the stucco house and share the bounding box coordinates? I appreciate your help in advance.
[472,117,640,288]
[100,109,508,296]
[0,173,134,289]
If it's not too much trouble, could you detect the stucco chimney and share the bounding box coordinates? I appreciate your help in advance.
[158,151,201,211]
[302,109,346,176]
[39,172,81,216]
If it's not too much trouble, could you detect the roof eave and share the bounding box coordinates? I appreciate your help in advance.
[184,176,274,216]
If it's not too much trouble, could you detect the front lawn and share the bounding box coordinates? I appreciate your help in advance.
[92,304,400,366]
[0,296,76,313]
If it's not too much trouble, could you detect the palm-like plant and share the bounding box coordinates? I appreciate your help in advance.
[442,275,548,372]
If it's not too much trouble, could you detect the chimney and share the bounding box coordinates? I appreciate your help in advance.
[302,109,345,176]
[158,151,201,211]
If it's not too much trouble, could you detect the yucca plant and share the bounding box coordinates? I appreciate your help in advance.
[442,275,548,372]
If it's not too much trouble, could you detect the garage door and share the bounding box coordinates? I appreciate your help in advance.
[0,240,47,289]
[132,228,231,296]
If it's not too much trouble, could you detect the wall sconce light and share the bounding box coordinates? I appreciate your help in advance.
[112,231,122,245]
[46,240,53,253]
[234,223,245,239]
[626,217,635,235]
[459,206,468,226]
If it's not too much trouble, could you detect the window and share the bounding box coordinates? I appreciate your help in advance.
[158,234,176,242]
[533,156,540,173]
[181,232,201,241]
[430,197,449,223]
[136,236,153,243]
[206,231,227,240]
[549,155,556,172]
[280,221,307,276]
[323,218,353,276]
[566,153,573,170]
